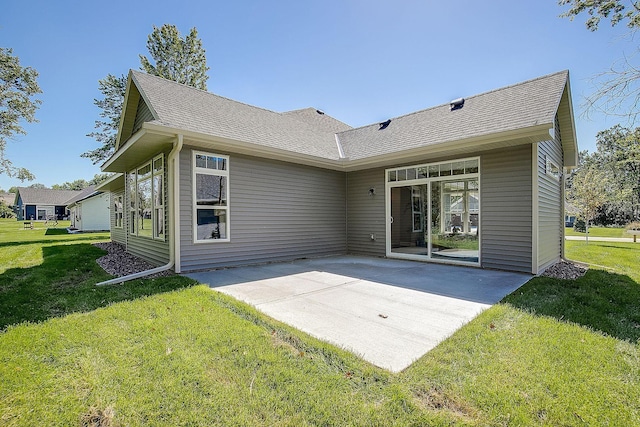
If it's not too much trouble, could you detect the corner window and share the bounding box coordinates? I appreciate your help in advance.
[193,151,229,242]
[128,154,165,240]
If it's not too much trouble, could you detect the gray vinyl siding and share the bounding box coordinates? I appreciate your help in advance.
[179,148,347,271]
[122,153,170,267]
[133,99,154,134]
[110,190,126,245]
[537,123,563,271]
[480,145,533,273]
[346,168,386,256]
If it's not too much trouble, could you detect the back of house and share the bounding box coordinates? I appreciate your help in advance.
[99,70,577,275]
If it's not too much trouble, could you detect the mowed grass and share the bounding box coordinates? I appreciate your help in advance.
[565,226,627,238]
[1,219,639,426]
[0,219,196,329]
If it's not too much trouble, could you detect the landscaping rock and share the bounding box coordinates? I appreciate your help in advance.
[94,242,173,278]
[541,261,587,280]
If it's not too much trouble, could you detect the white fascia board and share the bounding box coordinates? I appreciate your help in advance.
[127,122,553,174]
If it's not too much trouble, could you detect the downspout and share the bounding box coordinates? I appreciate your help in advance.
[97,135,184,286]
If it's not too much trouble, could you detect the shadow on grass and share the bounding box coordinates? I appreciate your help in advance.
[0,243,197,330]
[502,269,640,343]
[44,228,69,235]
[591,244,639,251]
[0,235,109,249]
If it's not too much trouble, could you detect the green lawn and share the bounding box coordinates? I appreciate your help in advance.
[565,226,626,238]
[1,219,639,426]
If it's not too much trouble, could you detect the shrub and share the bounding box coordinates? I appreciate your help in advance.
[574,218,586,233]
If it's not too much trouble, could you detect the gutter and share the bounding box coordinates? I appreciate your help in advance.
[97,134,184,286]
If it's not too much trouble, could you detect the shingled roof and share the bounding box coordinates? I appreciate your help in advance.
[337,71,571,161]
[16,187,82,205]
[108,69,576,171]
[65,186,100,206]
[0,192,15,206]
[128,71,347,160]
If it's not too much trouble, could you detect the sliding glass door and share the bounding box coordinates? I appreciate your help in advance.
[387,158,479,265]
[390,185,428,256]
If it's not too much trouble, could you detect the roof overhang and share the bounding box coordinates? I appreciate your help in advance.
[102,125,175,173]
[95,173,125,191]
[103,121,556,174]
[342,123,554,171]
[67,192,100,209]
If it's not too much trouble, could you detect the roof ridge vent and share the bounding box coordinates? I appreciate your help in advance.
[450,98,465,111]
[316,109,325,115]
[379,119,391,130]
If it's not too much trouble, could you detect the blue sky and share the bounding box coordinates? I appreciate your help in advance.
[1,0,636,190]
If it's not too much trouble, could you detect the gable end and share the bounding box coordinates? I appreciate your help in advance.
[116,72,158,150]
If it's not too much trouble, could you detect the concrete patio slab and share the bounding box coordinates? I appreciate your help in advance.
[185,256,531,372]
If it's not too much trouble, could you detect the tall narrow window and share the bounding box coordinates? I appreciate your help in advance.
[411,186,423,232]
[137,163,153,238]
[128,171,136,235]
[114,194,123,228]
[153,155,165,240]
[193,151,229,242]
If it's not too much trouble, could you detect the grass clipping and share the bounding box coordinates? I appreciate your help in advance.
[80,406,117,427]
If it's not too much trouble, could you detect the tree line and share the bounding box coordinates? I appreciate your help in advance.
[568,125,640,228]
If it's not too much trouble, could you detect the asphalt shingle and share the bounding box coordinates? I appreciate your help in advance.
[132,71,345,160]
[16,187,82,206]
[129,70,570,162]
[337,71,569,160]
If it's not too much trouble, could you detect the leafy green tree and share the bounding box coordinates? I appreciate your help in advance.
[569,165,610,243]
[0,200,14,218]
[82,74,127,165]
[84,24,209,164]
[592,125,640,220]
[28,183,46,189]
[140,24,209,90]
[52,179,89,191]
[0,48,42,180]
[559,0,640,31]
[51,173,112,190]
[559,0,640,122]
[88,173,112,186]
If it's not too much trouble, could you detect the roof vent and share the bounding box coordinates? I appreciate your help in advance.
[450,98,465,111]
[379,119,391,130]
[316,109,325,115]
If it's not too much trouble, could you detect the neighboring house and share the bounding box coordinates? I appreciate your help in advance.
[98,69,578,275]
[0,192,16,218]
[564,201,578,228]
[0,192,15,207]
[14,187,82,221]
[66,186,110,231]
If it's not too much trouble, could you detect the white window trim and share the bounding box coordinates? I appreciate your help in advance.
[128,154,165,240]
[385,156,481,267]
[152,154,165,241]
[114,194,124,229]
[192,150,230,243]
[128,171,137,235]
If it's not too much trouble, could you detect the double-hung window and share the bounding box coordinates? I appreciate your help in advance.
[193,151,229,242]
